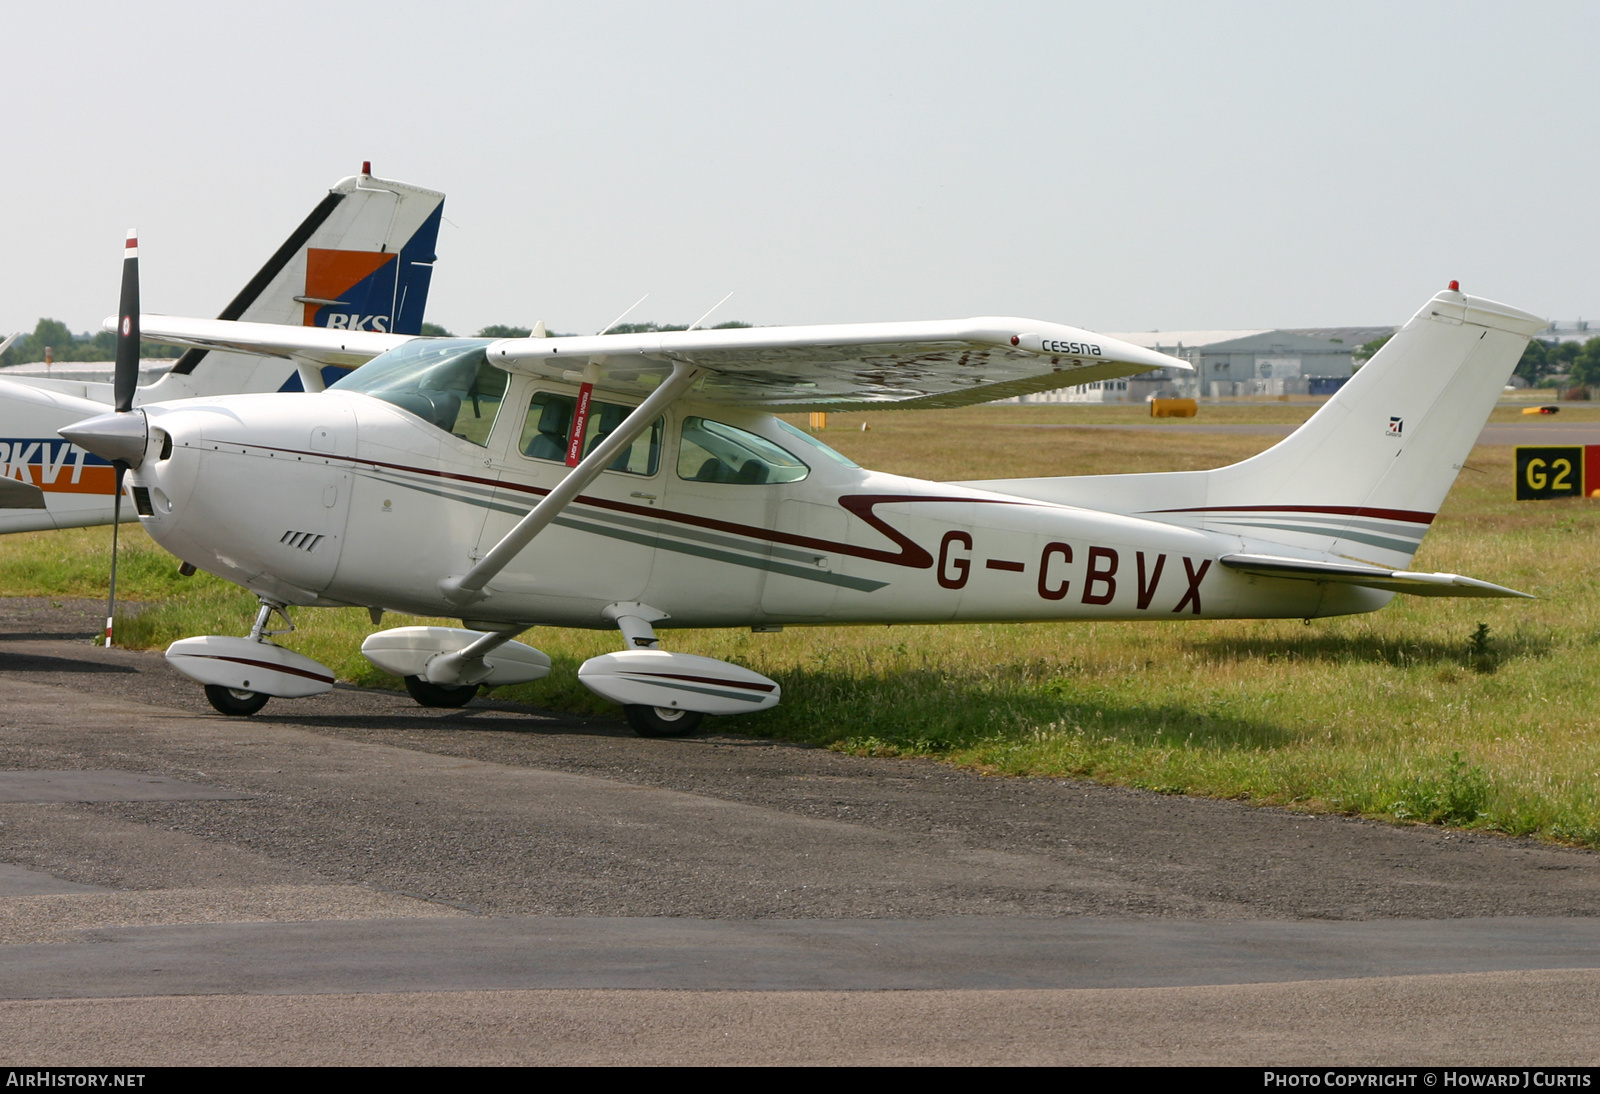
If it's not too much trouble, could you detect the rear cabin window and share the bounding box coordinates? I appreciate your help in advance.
[677,418,809,484]
[519,391,661,476]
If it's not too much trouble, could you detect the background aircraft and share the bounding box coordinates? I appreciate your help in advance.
[59,255,1541,735]
[0,166,442,534]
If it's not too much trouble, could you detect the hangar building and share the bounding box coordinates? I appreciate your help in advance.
[1019,326,1387,403]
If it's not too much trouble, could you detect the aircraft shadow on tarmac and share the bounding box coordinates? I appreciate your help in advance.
[0,652,138,675]
[222,667,1304,752]
[247,701,641,739]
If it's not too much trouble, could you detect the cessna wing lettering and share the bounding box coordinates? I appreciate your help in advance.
[60,259,1541,734]
[0,166,442,534]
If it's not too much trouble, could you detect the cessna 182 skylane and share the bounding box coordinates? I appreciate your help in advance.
[56,242,1543,734]
[0,166,444,533]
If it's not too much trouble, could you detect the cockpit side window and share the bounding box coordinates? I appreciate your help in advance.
[329,339,507,447]
[677,418,809,484]
[518,391,661,476]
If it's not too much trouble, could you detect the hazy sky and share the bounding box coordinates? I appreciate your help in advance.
[4,1,1594,340]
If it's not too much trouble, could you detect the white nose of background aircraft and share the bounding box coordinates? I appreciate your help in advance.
[54,233,1543,736]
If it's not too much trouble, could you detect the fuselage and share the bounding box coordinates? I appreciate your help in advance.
[126,365,1388,630]
[0,379,126,533]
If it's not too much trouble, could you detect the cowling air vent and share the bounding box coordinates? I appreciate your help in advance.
[280,530,325,551]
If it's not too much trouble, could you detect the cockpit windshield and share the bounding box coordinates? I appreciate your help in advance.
[330,339,508,447]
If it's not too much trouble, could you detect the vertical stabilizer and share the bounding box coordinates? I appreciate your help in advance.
[138,169,444,401]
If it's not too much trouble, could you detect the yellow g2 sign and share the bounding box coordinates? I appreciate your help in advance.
[1516,446,1584,500]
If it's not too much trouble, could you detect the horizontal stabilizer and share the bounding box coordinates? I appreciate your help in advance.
[0,476,46,509]
[1220,553,1533,599]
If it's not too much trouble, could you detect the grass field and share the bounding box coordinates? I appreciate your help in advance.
[4,401,1598,846]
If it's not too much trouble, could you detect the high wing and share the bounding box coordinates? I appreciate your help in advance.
[112,315,415,370]
[117,314,1187,409]
[1219,553,1534,599]
[485,318,1188,409]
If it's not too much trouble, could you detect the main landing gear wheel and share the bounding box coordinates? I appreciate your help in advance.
[203,685,270,717]
[404,675,479,708]
[624,705,705,738]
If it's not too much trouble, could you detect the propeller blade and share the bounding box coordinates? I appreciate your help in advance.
[114,229,139,413]
[106,465,125,648]
[105,228,141,647]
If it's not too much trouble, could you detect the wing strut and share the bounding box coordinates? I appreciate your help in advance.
[438,360,703,606]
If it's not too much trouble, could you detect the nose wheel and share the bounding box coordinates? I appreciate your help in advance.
[170,599,337,717]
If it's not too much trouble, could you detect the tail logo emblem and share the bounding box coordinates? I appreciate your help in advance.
[1387,416,1404,436]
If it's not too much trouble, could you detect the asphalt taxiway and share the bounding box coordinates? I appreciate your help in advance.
[2,599,1598,1065]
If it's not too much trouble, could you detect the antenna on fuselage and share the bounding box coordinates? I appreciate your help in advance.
[685,291,734,333]
[596,293,649,336]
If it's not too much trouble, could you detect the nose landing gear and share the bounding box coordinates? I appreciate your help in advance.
[166,597,337,717]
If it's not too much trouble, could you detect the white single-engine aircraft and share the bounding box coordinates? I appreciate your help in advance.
[0,166,444,534]
[56,240,1542,734]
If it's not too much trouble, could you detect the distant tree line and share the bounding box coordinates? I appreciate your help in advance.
[1515,338,1600,388]
[1,317,757,369]
[1,318,188,368]
[1353,331,1596,390]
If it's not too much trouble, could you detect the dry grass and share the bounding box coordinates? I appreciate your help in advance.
[782,407,1286,479]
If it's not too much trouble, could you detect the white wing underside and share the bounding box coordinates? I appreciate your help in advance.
[124,315,411,370]
[127,314,1188,410]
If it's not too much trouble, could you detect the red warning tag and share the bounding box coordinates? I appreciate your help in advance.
[566,383,594,467]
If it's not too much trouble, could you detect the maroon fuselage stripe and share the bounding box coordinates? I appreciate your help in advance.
[1151,504,1436,525]
[244,442,1040,571]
